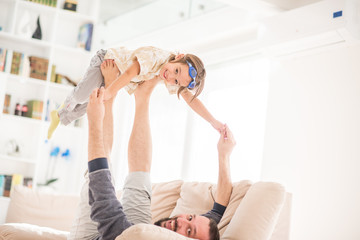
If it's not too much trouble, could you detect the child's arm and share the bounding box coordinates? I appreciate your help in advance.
[104,60,140,100]
[181,89,224,132]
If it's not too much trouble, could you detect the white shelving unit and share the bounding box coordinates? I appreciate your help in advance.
[0,0,99,194]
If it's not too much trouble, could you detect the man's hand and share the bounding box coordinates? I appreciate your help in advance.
[87,87,105,126]
[215,124,235,207]
[217,124,236,158]
[134,78,161,100]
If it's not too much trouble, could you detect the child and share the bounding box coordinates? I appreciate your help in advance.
[47,46,223,139]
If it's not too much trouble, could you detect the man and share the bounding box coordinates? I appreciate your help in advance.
[74,73,236,240]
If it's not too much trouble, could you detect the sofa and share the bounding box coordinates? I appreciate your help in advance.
[0,180,291,240]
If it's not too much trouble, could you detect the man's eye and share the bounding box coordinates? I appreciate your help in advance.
[175,79,178,84]
[176,69,178,74]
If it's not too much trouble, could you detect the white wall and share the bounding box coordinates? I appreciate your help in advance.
[261,44,360,240]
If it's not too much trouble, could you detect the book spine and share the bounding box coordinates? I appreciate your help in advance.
[0,48,7,72]
[3,94,11,114]
[85,23,94,51]
[50,65,56,82]
[11,174,24,193]
[0,175,4,196]
[23,177,33,188]
[11,52,21,75]
[3,175,12,197]
[26,100,34,118]
[38,101,44,120]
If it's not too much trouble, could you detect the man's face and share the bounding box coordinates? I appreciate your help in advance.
[154,214,210,240]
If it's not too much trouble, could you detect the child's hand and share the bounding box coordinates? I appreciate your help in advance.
[211,119,225,133]
[217,124,236,158]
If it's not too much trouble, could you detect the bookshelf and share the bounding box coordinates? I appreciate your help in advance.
[0,0,99,196]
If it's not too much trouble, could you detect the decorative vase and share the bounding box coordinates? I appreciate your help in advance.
[32,16,42,40]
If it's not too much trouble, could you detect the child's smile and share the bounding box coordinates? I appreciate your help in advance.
[160,62,191,87]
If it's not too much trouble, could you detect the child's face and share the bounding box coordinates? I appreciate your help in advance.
[159,62,192,87]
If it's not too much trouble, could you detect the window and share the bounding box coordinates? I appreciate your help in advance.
[112,59,269,186]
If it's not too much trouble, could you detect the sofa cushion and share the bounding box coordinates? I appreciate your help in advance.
[0,223,68,240]
[217,180,252,235]
[169,180,253,236]
[151,180,183,223]
[170,182,215,217]
[5,186,79,232]
[115,223,193,240]
[221,182,286,240]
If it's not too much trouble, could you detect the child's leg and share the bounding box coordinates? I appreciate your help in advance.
[59,58,119,126]
[48,50,107,138]
[62,49,107,112]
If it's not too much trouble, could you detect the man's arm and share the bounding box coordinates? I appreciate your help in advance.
[215,124,235,207]
[202,124,236,223]
[86,88,133,240]
[87,88,106,161]
[181,89,223,132]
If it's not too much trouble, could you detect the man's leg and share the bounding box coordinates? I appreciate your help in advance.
[68,61,117,240]
[121,80,159,225]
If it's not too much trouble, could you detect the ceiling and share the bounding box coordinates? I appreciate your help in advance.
[98,0,322,23]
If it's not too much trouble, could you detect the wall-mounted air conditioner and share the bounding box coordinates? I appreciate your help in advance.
[259,0,360,56]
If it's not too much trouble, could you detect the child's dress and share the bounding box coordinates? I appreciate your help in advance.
[58,46,179,125]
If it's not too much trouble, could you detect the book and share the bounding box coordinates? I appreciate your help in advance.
[11,174,23,193]
[23,177,33,188]
[50,65,56,83]
[0,175,4,196]
[77,23,93,51]
[63,0,77,12]
[3,175,12,197]
[3,94,11,114]
[29,56,49,80]
[10,51,24,75]
[0,48,7,72]
[26,100,44,120]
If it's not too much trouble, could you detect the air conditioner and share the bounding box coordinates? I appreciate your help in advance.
[259,0,360,56]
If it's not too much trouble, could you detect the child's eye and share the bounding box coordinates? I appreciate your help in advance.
[189,215,193,221]
[187,228,191,236]
[175,69,178,74]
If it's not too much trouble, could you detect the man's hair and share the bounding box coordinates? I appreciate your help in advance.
[209,218,220,240]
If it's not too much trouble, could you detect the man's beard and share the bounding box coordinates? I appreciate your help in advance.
[154,216,178,231]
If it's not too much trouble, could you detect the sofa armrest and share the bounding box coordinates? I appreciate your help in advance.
[221,182,286,240]
[0,223,68,240]
[5,186,79,232]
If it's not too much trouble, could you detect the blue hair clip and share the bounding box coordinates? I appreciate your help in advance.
[186,60,197,89]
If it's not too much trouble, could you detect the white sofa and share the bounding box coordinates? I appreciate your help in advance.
[0,180,291,240]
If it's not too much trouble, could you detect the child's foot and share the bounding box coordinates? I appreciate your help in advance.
[47,110,60,139]
[101,59,120,87]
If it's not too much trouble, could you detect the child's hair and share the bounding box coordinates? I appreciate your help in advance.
[168,54,206,101]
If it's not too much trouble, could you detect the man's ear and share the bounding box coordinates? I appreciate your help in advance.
[175,53,185,59]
